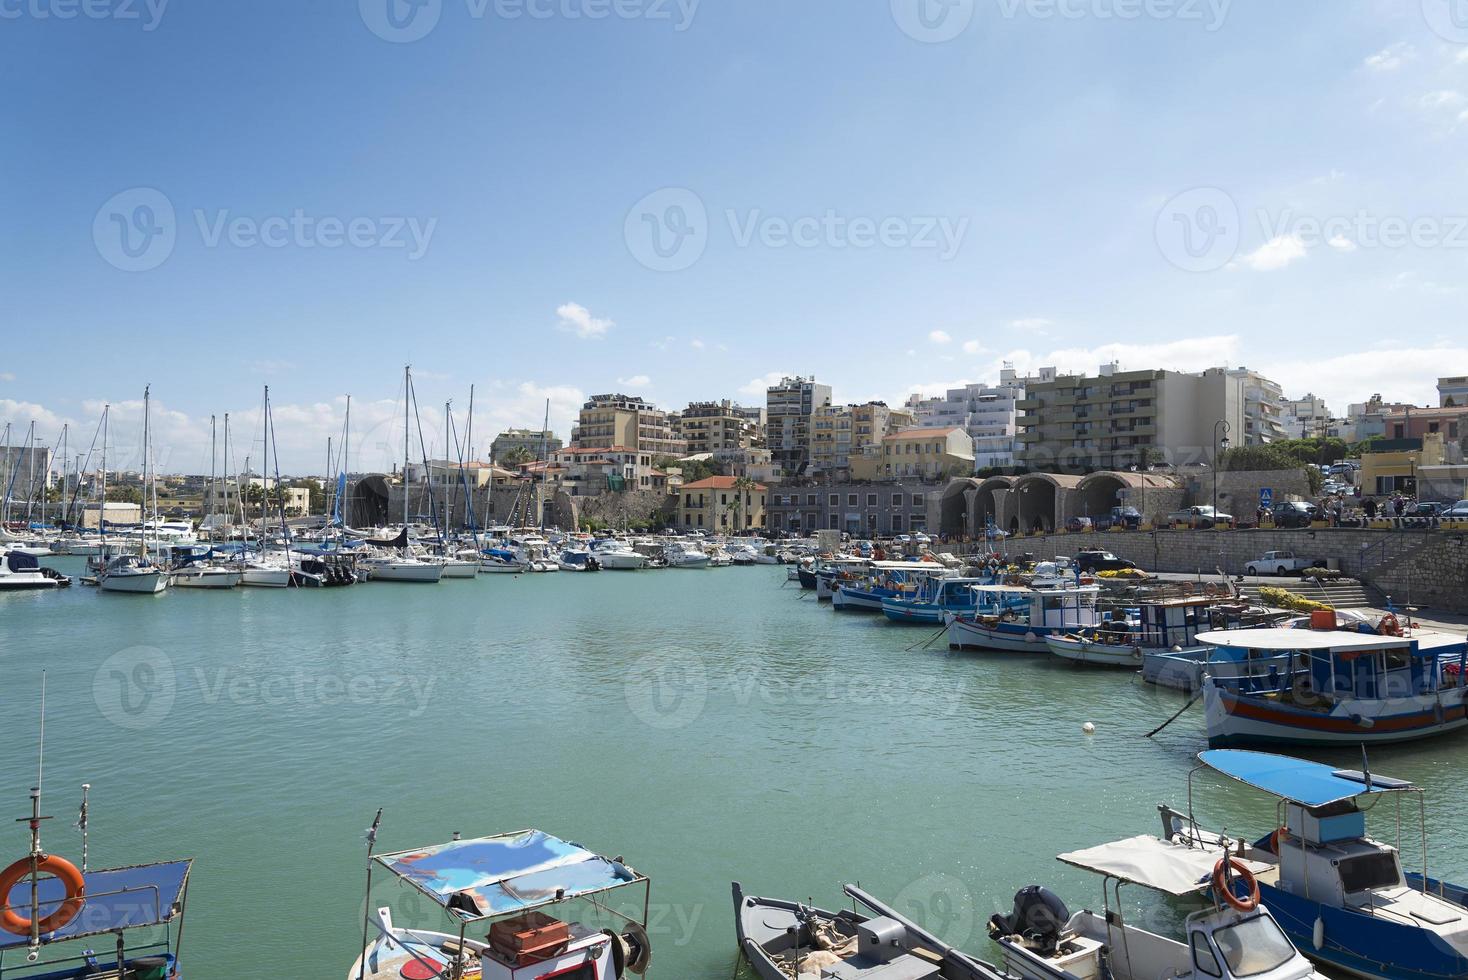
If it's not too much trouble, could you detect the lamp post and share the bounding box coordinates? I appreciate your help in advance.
[1213,420,1232,520]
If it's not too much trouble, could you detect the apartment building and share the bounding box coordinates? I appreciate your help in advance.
[550,446,664,495]
[1226,368,1287,445]
[678,400,759,454]
[1439,376,1468,408]
[766,376,832,477]
[572,394,686,458]
[905,369,1026,469]
[677,475,767,532]
[766,481,939,536]
[489,429,562,463]
[849,426,974,481]
[1016,363,1245,471]
[1281,394,1331,439]
[810,401,915,475]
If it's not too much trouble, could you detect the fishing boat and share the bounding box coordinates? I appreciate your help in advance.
[591,540,645,570]
[946,582,1101,652]
[0,549,69,590]
[1197,627,1468,747]
[989,834,1326,980]
[349,826,653,980]
[833,561,944,612]
[557,549,600,572]
[1046,596,1284,670]
[814,556,872,600]
[1155,749,1468,980]
[733,881,1009,980]
[662,540,711,569]
[882,575,991,624]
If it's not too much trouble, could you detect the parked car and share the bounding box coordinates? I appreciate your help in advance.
[1167,505,1232,528]
[1094,506,1142,530]
[1075,549,1136,573]
[1406,501,1447,518]
[1443,500,1468,519]
[1245,550,1318,576]
[912,532,931,544]
[1065,516,1094,533]
[1269,501,1318,528]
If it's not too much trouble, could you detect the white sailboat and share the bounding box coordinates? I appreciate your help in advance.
[99,387,168,595]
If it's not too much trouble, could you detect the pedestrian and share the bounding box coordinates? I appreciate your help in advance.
[1364,497,1377,519]
[1394,495,1405,517]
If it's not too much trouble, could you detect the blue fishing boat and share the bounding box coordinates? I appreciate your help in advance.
[1158,750,1468,980]
[946,581,1102,652]
[832,561,940,612]
[881,575,992,624]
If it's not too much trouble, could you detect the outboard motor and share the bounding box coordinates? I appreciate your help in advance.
[988,885,1070,954]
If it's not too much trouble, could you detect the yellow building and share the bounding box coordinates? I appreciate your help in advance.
[677,475,767,532]
[810,402,917,474]
[574,394,686,457]
[853,426,974,481]
[1360,433,1445,496]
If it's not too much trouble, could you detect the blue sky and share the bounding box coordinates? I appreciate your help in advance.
[3,0,1467,473]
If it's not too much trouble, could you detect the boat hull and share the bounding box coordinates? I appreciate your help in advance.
[948,617,1060,652]
[594,553,644,570]
[439,561,479,578]
[99,571,168,594]
[369,562,445,583]
[1204,681,1468,747]
[831,587,890,612]
[171,568,243,589]
[1045,634,1145,668]
[241,566,292,588]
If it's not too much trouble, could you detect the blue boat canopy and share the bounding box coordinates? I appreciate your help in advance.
[1199,749,1414,807]
[376,830,642,921]
[0,860,191,950]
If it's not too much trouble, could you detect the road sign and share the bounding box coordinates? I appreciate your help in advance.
[1259,488,1274,508]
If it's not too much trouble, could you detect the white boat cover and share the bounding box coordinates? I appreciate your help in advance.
[1057,835,1272,896]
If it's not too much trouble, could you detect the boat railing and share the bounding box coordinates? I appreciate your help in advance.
[0,880,170,979]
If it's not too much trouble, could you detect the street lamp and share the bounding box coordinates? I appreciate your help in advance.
[1213,420,1232,519]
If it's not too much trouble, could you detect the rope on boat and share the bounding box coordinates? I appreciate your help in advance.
[1144,689,1203,738]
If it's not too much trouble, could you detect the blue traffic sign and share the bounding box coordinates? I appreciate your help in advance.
[1259,488,1274,508]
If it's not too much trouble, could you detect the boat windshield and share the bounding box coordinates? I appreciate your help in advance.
[1212,915,1296,977]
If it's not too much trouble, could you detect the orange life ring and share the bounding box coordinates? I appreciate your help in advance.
[0,855,86,935]
[1212,856,1260,913]
[1378,613,1401,637]
[1270,826,1288,854]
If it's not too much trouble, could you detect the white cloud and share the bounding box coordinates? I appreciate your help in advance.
[1364,42,1414,72]
[690,339,706,350]
[1238,235,1307,271]
[0,372,14,382]
[1419,90,1464,110]
[986,335,1243,381]
[617,374,651,387]
[1269,347,1464,413]
[928,330,952,345]
[1327,234,1357,252]
[738,371,795,397]
[1007,317,1053,333]
[650,336,675,351]
[555,302,613,340]
[962,340,988,355]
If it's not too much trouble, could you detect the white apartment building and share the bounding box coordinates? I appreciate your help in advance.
[905,367,1028,470]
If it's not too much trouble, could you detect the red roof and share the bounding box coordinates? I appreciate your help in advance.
[680,476,768,491]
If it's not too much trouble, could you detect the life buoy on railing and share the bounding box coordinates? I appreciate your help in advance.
[1212,856,1260,913]
[1378,613,1402,637]
[1270,826,1288,854]
[0,854,86,935]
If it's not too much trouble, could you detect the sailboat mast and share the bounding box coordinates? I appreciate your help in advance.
[140,386,150,558]
[209,415,217,532]
[100,407,109,547]
[403,366,410,530]
[538,399,550,531]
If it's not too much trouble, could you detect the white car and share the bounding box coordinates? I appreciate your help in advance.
[912,532,931,544]
[1244,550,1316,576]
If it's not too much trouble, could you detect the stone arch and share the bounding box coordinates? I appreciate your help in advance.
[939,478,981,537]
[1076,472,1130,519]
[1013,473,1084,533]
[975,477,1013,531]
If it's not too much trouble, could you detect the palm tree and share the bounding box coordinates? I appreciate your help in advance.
[727,476,757,532]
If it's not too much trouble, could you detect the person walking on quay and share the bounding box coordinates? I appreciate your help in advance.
[1364,497,1378,519]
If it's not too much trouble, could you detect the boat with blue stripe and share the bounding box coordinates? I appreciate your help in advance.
[1156,749,1468,980]
[881,575,996,624]
[832,561,947,613]
[946,578,1102,652]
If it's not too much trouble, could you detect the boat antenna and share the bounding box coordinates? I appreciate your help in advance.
[358,808,384,980]
[1361,744,1372,793]
[20,674,52,959]
[76,784,90,873]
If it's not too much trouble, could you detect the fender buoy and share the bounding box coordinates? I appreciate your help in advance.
[1212,857,1260,913]
[1270,826,1288,854]
[0,855,85,935]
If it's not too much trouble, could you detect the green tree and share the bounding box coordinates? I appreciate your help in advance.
[501,446,535,468]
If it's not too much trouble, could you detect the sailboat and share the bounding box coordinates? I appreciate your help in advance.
[172,415,242,589]
[364,367,444,584]
[99,387,168,594]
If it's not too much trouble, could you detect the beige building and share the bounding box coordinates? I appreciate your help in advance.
[810,402,916,475]
[489,429,562,463]
[766,376,832,477]
[573,394,686,458]
[1017,364,1245,472]
[679,400,759,454]
[851,426,974,481]
[677,475,767,532]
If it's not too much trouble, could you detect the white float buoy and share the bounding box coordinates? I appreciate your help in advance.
[1082,722,1097,735]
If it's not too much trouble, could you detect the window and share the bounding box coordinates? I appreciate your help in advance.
[848,494,858,506]
[891,514,904,532]
[912,493,925,506]
[1191,934,1222,978]
[806,494,817,506]
[867,494,877,506]
[1338,852,1401,892]
[1212,916,1296,978]
[828,514,839,529]
[892,493,903,506]
[829,494,839,506]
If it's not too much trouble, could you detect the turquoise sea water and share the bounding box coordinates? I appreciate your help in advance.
[3,561,1466,978]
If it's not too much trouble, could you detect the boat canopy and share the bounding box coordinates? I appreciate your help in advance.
[1195,628,1415,652]
[1057,835,1271,896]
[375,829,643,921]
[0,859,192,950]
[1199,749,1414,806]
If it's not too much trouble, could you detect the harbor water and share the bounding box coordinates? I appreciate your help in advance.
[4,561,1467,978]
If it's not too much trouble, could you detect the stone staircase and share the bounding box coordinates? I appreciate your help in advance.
[1240,578,1384,609]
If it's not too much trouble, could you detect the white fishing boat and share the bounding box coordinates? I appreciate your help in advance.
[663,540,712,568]
[98,553,168,594]
[349,827,653,980]
[990,835,1326,980]
[557,549,599,572]
[946,581,1101,652]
